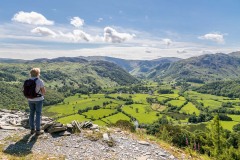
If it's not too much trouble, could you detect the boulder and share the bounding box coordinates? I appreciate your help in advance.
[66,123,73,128]
[0,125,25,130]
[48,126,67,133]
[52,122,63,127]
[138,141,150,146]
[90,124,99,130]
[103,133,110,141]
[58,131,71,136]
[42,122,54,130]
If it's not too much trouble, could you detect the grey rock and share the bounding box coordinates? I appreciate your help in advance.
[42,122,54,130]
[48,126,67,133]
[138,141,150,146]
[90,124,99,130]
[0,125,24,130]
[103,133,110,141]
[66,123,73,128]
[158,151,167,157]
[53,122,63,127]
[169,155,175,159]
[59,131,71,136]
[0,109,11,113]
[137,156,149,160]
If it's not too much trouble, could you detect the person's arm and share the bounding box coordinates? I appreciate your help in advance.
[40,87,46,96]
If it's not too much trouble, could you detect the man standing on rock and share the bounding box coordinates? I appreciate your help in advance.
[24,68,46,135]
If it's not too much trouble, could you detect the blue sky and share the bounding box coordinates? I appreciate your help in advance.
[0,0,239,60]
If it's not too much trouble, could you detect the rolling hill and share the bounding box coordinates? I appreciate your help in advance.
[0,58,138,109]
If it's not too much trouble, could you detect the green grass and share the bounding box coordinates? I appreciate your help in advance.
[157,96,168,102]
[132,94,151,104]
[159,94,179,99]
[44,94,124,117]
[180,102,200,115]
[197,100,222,110]
[101,112,130,124]
[185,91,225,101]
[93,120,107,126]
[83,109,116,119]
[228,114,240,122]
[122,104,160,124]
[220,121,239,131]
[57,114,89,124]
[167,100,186,107]
[109,93,131,99]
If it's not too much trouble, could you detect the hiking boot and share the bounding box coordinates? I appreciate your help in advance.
[36,130,44,135]
[30,129,35,134]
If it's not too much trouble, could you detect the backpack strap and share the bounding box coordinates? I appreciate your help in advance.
[34,78,42,97]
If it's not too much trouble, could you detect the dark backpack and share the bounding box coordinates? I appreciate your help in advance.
[23,78,41,99]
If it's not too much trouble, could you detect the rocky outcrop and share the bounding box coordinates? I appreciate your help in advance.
[0,109,99,136]
[0,109,178,159]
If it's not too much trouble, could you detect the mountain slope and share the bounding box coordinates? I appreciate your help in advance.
[0,58,138,109]
[149,53,240,82]
[195,80,240,98]
[82,56,181,77]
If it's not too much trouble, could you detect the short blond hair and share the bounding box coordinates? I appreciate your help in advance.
[30,68,40,77]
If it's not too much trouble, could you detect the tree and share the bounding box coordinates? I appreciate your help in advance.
[233,123,240,132]
[135,108,139,113]
[210,115,226,157]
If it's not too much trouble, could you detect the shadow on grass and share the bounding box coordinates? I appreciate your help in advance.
[3,133,38,156]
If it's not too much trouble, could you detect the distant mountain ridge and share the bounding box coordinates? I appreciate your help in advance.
[80,56,181,77]
[1,51,240,83]
[148,52,240,82]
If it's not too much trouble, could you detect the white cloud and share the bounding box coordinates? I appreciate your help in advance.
[72,30,92,41]
[177,50,187,54]
[198,33,225,44]
[97,18,103,22]
[70,17,84,28]
[12,11,54,25]
[162,38,172,46]
[31,27,57,37]
[58,30,92,42]
[104,27,134,43]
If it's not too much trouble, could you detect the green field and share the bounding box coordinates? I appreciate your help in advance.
[185,91,225,101]
[228,114,240,122]
[101,112,130,124]
[83,109,116,119]
[167,100,186,107]
[57,114,88,124]
[197,100,222,110]
[220,121,239,131]
[43,94,125,117]
[180,102,200,115]
[43,87,240,131]
[122,104,160,124]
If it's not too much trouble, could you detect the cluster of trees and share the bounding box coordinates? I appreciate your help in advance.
[188,113,213,123]
[0,72,17,82]
[157,89,174,94]
[146,115,240,159]
[78,106,92,114]
[0,81,27,110]
[104,85,154,94]
[0,82,64,110]
[196,80,240,98]
[212,107,240,115]
[185,77,204,84]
